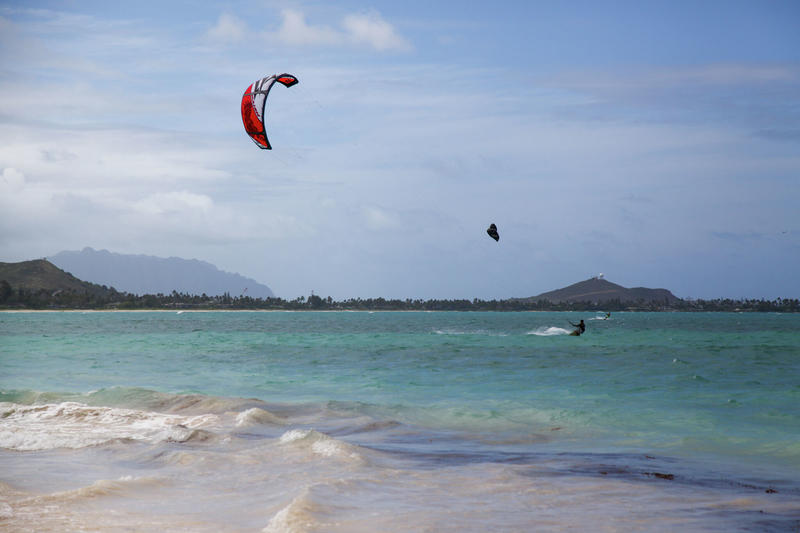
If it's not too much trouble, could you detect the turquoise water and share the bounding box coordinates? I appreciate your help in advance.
[1,311,799,531]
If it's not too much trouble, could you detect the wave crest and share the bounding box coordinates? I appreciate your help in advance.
[263,489,320,533]
[0,401,220,451]
[528,326,573,336]
[278,429,366,463]
[236,407,287,428]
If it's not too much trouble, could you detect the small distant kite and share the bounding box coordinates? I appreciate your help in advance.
[241,73,299,150]
[487,223,499,242]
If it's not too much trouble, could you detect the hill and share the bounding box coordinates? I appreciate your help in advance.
[521,277,679,305]
[0,259,116,297]
[48,248,274,298]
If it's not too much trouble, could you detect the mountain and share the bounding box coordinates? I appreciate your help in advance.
[48,248,275,298]
[521,277,679,305]
[0,259,116,297]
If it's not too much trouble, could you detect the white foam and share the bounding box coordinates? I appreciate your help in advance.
[0,402,220,451]
[279,428,315,444]
[235,407,287,427]
[277,429,364,463]
[434,328,508,337]
[528,326,572,336]
[262,489,317,533]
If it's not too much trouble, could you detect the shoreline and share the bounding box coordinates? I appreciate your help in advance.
[0,308,792,314]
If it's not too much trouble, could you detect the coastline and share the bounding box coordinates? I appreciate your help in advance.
[1,307,795,313]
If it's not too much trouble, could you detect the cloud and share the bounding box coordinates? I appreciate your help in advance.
[342,11,411,52]
[272,8,410,52]
[275,9,341,47]
[361,205,401,231]
[206,13,247,43]
[1,167,26,192]
[133,191,213,216]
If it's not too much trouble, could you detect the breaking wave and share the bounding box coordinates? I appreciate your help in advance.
[236,407,288,428]
[528,326,573,336]
[262,489,321,533]
[0,401,220,451]
[278,429,367,464]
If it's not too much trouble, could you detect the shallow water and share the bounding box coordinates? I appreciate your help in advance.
[1,311,798,531]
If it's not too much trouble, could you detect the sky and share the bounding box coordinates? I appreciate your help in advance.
[1,0,799,300]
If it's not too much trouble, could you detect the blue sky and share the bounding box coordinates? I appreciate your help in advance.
[1,1,798,299]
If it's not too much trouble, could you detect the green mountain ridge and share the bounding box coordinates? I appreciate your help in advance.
[521,277,679,305]
[0,259,116,297]
[1,259,795,312]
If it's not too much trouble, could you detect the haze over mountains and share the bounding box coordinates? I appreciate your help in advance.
[8,248,676,306]
[48,248,274,298]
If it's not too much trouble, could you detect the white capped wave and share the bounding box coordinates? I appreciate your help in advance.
[263,489,318,533]
[277,429,365,463]
[4,387,265,417]
[433,328,508,337]
[528,326,573,336]
[235,407,287,428]
[0,402,220,451]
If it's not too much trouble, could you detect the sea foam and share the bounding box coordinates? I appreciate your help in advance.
[0,402,220,451]
[278,429,366,463]
[528,326,572,336]
[262,489,320,533]
[235,407,287,427]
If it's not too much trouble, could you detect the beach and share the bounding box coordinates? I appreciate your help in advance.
[1,311,798,531]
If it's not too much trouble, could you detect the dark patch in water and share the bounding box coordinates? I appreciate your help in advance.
[644,471,674,480]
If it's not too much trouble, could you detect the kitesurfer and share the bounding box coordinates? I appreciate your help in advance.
[569,319,585,336]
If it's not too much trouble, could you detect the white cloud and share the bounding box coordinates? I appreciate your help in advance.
[271,8,410,52]
[133,191,213,216]
[1,167,26,192]
[206,13,247,43]
[342,11,411,52]
[275,9,342,47]
[362,205,401,231]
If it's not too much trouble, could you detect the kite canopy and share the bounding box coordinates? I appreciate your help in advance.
[487,223,499,242]
[241,73,299,150]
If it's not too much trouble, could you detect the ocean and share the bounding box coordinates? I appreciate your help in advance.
[1,310,798,531]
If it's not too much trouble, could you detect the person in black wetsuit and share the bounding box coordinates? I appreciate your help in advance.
[569,319,586,336]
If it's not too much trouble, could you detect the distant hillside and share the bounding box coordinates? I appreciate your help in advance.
[522,277,679,305]
[0,259,116,297]
[49,248,274,298]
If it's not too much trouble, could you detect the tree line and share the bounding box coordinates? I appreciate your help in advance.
[1,280,798,312]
